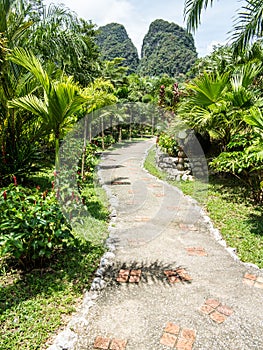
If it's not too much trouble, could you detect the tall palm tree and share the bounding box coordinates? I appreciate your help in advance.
[184,0,263,53]
[8,48,87,169]
[26,3,99,85]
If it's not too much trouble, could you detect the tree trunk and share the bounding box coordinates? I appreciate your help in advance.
[118,125,122,142]
[151,115,155,136]
[101,116,105,150]
[81,117,88,179]
[88,113,92,142]
[55,131,60,172]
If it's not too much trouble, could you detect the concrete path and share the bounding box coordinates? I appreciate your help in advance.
[75,139,263,350]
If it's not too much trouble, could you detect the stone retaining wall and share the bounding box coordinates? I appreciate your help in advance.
[155,147,193,181]
[155,147,208,181]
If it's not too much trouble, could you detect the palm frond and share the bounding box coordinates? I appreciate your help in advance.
[231,0,263,53]
[9,47,50,92]
[244,107,263,131]
[48,81,86,125]
[8,94,48,120]
[184,0,214,32]
[232,62,262,88]
[186,72,229,106]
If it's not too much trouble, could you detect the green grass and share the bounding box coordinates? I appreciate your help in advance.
[0,243,105,349]
[0,167,108,349]
[144,147,263,268]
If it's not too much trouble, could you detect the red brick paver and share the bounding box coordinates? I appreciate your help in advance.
[244,273,257,281]
[116,269,142,283]
[110,338,127,350]
[94,336,111,349]
[129,270,142,283]
[176,269,192,282]
[164,269,192,283]
[210,311,227,324]
[134,216,150,222]
[154,193,165,197]
[176,338,194,350]
[205,299,221,309]
[160,333,177,347]
[217,305,234,316]
[243,273,263,289]
[186,247,208,256]
[93,337,127,350]
[165,322,180,335]
[200,304,214,315]
[160,323,196,349]
[116,269,129,283]
[200,299,233,323]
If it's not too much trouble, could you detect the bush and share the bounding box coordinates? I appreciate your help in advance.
[210,133,263,203]
[0,184,74,266]
[158,133,178,156]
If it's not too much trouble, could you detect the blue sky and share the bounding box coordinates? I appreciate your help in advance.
[44,0,243,57]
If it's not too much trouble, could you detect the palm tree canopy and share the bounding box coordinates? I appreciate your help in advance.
[184,0,263,53]
[8,48,87,136]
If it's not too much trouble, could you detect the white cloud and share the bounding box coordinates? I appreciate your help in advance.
[50,0,135,25]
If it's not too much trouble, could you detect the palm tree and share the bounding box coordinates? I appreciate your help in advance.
[178,62,261,150]
[0,0,32,48]
[26,3,99,85]
[184,0,263,53]
[8,48,87,170]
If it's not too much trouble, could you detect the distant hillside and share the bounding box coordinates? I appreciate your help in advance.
[95,23,139,73]
[138,19,197,77]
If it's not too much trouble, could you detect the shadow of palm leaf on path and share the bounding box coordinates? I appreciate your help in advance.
[102,260,192,287]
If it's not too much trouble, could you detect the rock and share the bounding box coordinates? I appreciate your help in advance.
[178,151,186,158]
[178,158,184,164]
[182,174,188,181]
[47,329,78,350]
[177,164,184,171]
[68,316,89,332]
[95,268,106,277]
[103,252,115,260]
[100,257,113,267]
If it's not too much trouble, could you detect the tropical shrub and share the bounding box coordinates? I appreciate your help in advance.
[0,183,74,266]
[158,133,178,156]
[210,133,263,202]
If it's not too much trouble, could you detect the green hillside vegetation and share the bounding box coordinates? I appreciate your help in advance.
[96,23,139,73]
[138,19,197,77]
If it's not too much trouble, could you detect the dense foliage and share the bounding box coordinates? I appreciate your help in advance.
[138,19,197,77]
[0,183,72,266]
[176,42,263,202]
[96,23,139,73]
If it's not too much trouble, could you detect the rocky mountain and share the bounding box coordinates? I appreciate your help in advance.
[138,19,197,77]
[95,23,139,73]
